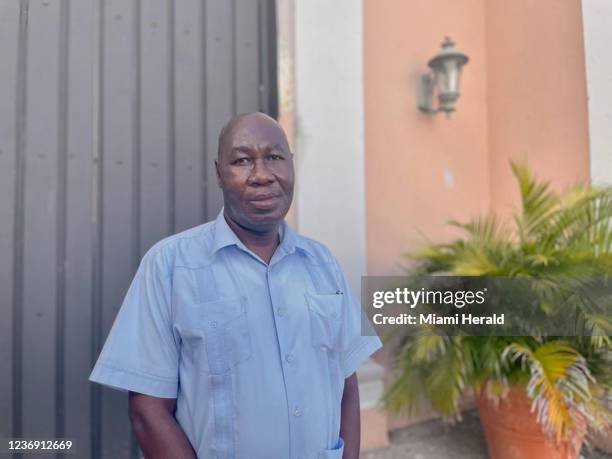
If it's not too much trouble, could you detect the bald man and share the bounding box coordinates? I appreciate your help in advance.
[89,113,382,459]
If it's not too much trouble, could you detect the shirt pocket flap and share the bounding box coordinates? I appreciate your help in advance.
[305,292,343,320]
[178,296,245,329]
[177,296,251,375]
[305,292,343,350]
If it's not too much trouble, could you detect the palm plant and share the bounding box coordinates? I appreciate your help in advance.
[383,162,612,443]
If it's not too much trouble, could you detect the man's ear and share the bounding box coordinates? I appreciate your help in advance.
[214,159,222,188]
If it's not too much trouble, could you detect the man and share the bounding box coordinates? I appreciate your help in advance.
[89,112,382,459]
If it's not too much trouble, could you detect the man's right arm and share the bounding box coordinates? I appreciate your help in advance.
[128,391,197,459]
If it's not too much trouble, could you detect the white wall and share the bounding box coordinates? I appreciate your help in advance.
[293,0,366,294]
[582,0,612,185]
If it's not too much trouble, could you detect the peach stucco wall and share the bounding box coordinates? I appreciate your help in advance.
[364,0,590,431]
[485,0,590,218]
[364,0,590,275]
[364,0,490,277]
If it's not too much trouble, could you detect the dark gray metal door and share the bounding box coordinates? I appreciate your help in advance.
[0,0,277,457]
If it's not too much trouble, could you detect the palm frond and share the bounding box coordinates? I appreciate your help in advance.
[503,341,593,441]
[510,161,559,243]
[388,161,612,441]
[423,339,466,417]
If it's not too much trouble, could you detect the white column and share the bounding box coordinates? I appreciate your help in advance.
[290,0,384,419]
[293,0,366,294]
[581,0,612,185]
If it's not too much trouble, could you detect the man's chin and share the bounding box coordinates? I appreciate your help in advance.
[225,201,290,232]
[249,209,283,223]
[245,206,288,228]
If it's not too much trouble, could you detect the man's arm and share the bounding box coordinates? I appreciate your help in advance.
[128,391,197,459]
[339,372,360,459]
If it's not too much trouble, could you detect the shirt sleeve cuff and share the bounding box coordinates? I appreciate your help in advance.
[89,361,178,399]
[341,335,382,379]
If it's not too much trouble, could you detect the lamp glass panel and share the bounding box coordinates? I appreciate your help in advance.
[436,59,461,95]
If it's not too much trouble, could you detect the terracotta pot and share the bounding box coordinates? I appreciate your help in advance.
[476,385,586,459]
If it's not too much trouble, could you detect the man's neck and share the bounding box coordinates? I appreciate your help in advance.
[224,212,280,264]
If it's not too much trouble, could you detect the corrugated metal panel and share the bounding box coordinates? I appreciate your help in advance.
[0,0,277,458]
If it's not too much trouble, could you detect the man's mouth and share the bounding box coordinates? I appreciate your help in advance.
[250,193,281,201]
[249,193,282,208]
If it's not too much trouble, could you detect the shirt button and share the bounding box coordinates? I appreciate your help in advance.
[285,354,294,363]
[293,407,302,417]
[277,307,285,316]
[209,320,218,328]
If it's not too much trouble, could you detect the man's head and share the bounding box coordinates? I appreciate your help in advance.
[215,112,294,232]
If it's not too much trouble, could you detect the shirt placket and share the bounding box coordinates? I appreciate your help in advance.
[266,259,305,459]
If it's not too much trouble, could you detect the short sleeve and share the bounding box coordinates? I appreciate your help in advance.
[88,247,179,398]
[332,258,382,379]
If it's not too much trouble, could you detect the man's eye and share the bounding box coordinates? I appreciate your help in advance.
[268,154,283,160]
[233,157,251,165]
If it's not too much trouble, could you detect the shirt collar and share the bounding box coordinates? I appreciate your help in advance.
[211,208,245,253]
[211,207,315,258]
[277,219,317,259]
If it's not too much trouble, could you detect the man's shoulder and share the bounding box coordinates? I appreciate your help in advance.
[153,221,213,250]
[140,220,216,272]
[290,229,337,266]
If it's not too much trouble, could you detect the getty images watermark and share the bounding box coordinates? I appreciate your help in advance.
[360,276,612,337]
[371,285,498,326]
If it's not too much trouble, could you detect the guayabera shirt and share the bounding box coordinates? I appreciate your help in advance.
[89,209,382,459]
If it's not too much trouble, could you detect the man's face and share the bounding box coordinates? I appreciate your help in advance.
[216,115,294,231]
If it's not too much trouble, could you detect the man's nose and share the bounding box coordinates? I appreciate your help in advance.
[248,159,275,185]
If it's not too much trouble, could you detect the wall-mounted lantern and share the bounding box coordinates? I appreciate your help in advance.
[417,36,469,116]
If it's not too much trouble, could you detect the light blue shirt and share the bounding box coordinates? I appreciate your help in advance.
[89,209,382,459]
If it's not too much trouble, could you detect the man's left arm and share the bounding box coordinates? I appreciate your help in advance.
[340,372,360,459]
[329,251,382,458]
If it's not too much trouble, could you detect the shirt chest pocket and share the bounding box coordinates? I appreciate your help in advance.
[177,296,252,375]
[305,292,343,352]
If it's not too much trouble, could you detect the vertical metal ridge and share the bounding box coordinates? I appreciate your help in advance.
[133,0,141,261]
[269,0,278,118]
[201,0,208,222]
[131,4,142,444]
[55,0,70,454]
[90,0,104,457]
[167,0,176,234]
[230,0,237,116]
[257,0,264,112]
[13,0,29,442]
[257,0,277,117]
[265,0,278,118]
[130,4,142,455]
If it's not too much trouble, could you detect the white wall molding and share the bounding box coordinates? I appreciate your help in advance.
[581,0,612,185]
[290,0,382,413]
[293,0,366,294]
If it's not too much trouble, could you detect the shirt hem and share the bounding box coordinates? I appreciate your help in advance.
[89,361,178,398]
[341,336,382,379]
